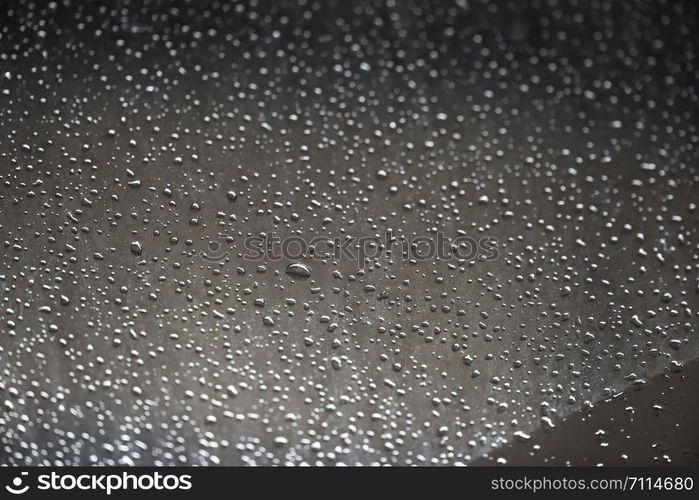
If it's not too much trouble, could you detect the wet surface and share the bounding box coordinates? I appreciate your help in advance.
[0,0,698,465]
[476,360,699,465]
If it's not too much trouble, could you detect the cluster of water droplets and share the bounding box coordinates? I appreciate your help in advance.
[0,0,697,465]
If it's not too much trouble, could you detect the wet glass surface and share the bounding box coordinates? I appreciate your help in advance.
[0,0,697,465]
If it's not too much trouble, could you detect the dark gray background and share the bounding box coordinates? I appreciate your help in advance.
[0,0,697,465]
